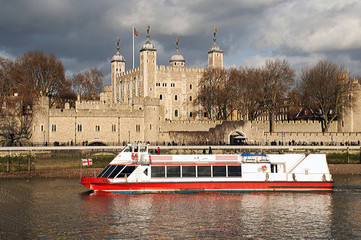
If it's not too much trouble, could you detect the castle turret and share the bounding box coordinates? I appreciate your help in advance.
[169,37,185,67]
[140,25,157,98]
[208,28,223,69]
[111,37,126,103]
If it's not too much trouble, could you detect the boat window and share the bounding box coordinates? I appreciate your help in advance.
[182,166,196,177]
[117,166,136,178]
[197,166,211,177]
[228,166,242,177]
[143,168,148,176]
[134,147,138,153]
[167,166,180,177]
[101,165,117,178]
[140,146,147,152]
[151,166,165,177]
[213,166,226,177]
[108,165,126,178]
[271,164,278,173]
[97,165,111,178]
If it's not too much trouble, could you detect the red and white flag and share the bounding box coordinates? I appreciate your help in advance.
[82,158,93,166]
[134,28,139,36]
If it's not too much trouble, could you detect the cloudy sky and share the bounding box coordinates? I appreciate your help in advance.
[1,0,361,85]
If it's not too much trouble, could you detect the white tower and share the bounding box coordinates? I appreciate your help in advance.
[140,25,157,98]
[111,37,126,103]
[208,28,223,69]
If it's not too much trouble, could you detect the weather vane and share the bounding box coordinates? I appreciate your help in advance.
[176,37,179,53]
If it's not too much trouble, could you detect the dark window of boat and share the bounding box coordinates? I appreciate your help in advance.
[197,166,211,177]
[167,166,181,177]
[182,166,196,177]
[228,165,242,177]
[101,165,117,178]
[151,166,165,177]
[117,166,136,178]
[213,166,226,177]
[97,165,112,178]
[108,165,126,178]
[271,164,278,173]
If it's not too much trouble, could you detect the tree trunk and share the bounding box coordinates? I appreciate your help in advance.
[269,112,274,133]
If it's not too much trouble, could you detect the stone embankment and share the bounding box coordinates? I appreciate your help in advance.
[0,168,103,179]
[0,164,360,178]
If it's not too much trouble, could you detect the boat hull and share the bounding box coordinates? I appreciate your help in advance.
[81,178,333,194]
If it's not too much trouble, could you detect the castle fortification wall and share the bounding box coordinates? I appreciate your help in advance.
[251,120,337,133]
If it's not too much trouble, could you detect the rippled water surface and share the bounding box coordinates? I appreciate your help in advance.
[1,175,361,239]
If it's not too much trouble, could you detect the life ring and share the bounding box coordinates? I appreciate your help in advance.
[261,165,267,172]
[134,153,138,160]
[131,153,135,160]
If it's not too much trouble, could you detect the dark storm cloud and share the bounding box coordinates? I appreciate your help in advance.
[1,0,361,85]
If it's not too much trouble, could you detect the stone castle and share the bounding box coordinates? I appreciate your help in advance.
[31,26,361,146]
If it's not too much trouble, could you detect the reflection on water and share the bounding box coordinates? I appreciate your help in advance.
[0,175,361,239]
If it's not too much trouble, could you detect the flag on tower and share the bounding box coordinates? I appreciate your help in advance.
[134,28,139,36]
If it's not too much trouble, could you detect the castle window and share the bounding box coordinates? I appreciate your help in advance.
[190,84,192,89]
[189,96,192,101]
[95,125,100,132]
[175,95,178,101]
[171,83,175,87]
[51,124,56,132]
[77,124,82,132]
[112,124,116,132]
[190,112,193,118]
[159,94,163,100]
[175,109,179,117]
[136,124,141,132]
[40,125,44,132]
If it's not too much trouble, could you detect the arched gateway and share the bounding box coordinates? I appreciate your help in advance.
[229,131,247,145]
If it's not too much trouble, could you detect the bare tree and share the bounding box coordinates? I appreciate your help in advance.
[53,78,77,108]
[195,68,227,120]
[298,60,354,132]
[71,68,104,100]
[260,59,295,132]
[15,51,67,107]
[234,66,264,120]
[0,57,33,145]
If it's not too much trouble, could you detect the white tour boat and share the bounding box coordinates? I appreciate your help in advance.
[80,144,334,194]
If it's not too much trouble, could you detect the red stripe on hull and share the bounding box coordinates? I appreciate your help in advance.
[83,179,333,193]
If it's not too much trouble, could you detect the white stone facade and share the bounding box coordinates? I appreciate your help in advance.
[30,28,361,146]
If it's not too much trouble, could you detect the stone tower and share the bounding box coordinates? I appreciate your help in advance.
[208,28,223,68]
[169,37,185,67]
[140,25,157,98]
[111,37,125,103]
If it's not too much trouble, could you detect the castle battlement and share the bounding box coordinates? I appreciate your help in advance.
[157,65,204,73]
[121,67,141,76]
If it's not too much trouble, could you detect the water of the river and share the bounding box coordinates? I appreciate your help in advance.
[0,175,361,239]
